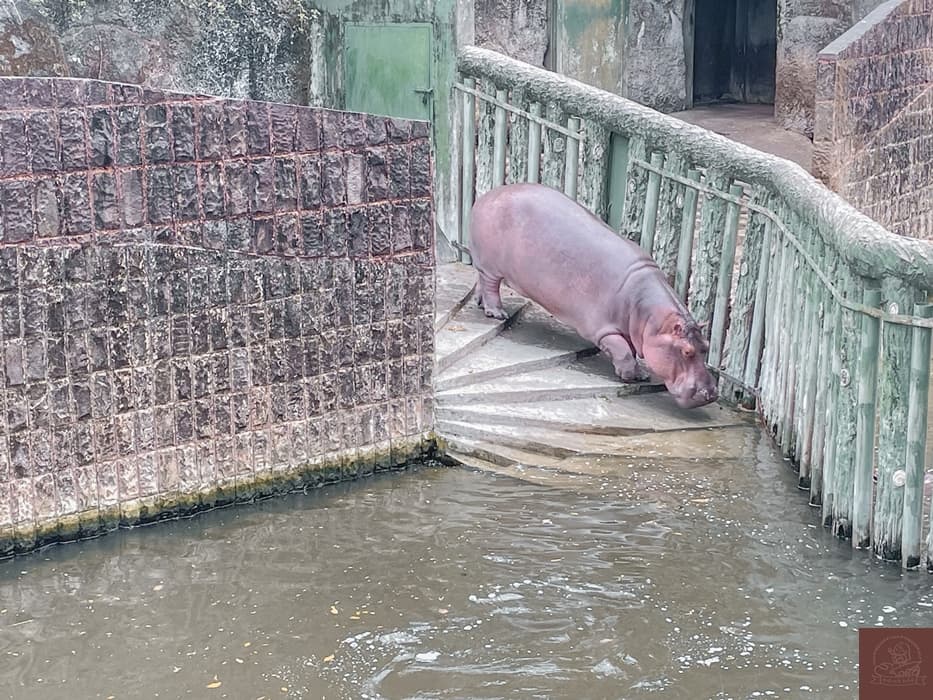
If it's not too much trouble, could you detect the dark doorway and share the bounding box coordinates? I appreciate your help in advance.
[692,0,776,105]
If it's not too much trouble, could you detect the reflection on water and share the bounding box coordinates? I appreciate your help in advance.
[2,430,933,699]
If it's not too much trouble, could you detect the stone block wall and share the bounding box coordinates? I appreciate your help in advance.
[813,0,933,238]
[0,77,436,555]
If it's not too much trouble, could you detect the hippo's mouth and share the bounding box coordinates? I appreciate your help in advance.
[666,380,719,409]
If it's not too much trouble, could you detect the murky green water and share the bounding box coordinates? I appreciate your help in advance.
[3,431,933,700]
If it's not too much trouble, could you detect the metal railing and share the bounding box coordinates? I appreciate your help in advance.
[455,46,933,571]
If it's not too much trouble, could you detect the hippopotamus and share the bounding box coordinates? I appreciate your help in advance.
[469,182,718,409]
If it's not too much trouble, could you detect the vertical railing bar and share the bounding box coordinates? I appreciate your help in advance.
[852,285,882,550]
[798,244,824,488]
[808,280,835,506]
[779,248,804,455]
[822,287,844,528]
[564,117,581,199]
[527,102,542,184]
[674,169,701,302]
[771,237,796,439]
[459,76,476,262]
[905,303,933,569]
[492,88,508,187]
[742,217,772,392]
[639,152,664,253]
[760,230,789,428]
[872,282,917,563]
[708,183,744,368]
[830,271,862,539]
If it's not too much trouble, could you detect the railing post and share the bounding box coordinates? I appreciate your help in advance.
[797,236,824,488]
[872,282,919,562]
[674,169,701,302]
[459,76,476,262]
[821,282,844,528]
[690,171,728,329]
[852,286,881,549]
[527,102,542,183]
[639,152,664,253]
[492,88,508,187]
[903,303,933,569]
[541,103,567,190]
[507,88,528,184]
[759,229,790,431]
[708,183,744,369]
[563,117,581,200]
[741,216,772,399]
[808,283,836,507]
[618,138,647,242]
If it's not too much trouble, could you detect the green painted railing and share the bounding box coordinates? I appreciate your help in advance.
[455,46,933,572]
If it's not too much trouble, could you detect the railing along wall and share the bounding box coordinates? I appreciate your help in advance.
[455,46,933,571]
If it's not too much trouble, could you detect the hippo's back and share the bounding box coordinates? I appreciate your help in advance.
[470,183,649,335]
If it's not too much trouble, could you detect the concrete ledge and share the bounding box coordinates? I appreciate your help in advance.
[0,434,439,558]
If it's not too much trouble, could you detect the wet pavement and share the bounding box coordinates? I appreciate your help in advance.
[2,445,933,699]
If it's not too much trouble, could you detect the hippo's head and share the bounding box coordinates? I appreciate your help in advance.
[641,315,718,409]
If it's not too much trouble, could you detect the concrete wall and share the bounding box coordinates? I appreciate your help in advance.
[474,0,549,67]
[774,0,887,135]
[0,77,436,555]
[813,0,933,238]
[0,0,462,256]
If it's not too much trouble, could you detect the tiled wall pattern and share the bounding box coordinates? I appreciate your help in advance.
[0,77,436,554]
[814,0,933,238]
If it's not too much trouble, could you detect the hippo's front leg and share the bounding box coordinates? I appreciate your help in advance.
[598,333,649,382]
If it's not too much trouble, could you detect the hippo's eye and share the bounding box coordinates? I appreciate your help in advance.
[682,347,695,359]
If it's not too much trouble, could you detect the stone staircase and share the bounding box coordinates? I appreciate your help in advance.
[434,263,757,480]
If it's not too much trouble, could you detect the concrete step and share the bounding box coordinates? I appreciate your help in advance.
[435,355,664,405]
[435,347,600,392]
[440,419,759,466]
[435,298,530,374]
[437,419,582,459]
[441,434,563,469]
[434,262,525,331]
[438,393,749,435]
[444,447,600,493]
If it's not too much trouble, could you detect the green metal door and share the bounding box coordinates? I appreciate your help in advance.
[344,23,433,122]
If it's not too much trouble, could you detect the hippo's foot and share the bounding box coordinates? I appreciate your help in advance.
[599,333,649,383]
[616,363,650,383]
[483,304,508,320]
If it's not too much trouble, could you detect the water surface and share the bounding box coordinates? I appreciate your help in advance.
[2,430,932,699]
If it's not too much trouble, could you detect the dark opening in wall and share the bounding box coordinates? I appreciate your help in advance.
[692,0,776,105]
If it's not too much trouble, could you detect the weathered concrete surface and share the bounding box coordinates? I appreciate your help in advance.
[775,0,887,136]
[669,103,813,171]
[434,263,754,473]
[474,0,548,67]
[0,76,436,556]
[814,0,933,239]
[0,0,463,269]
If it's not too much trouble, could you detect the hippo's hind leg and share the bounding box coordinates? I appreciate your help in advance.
[599,333,649,382]
[474,269,508,320]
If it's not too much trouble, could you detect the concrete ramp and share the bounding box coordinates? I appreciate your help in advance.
[434,263,756,479]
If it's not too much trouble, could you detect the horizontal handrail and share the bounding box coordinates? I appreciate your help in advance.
[458,45,933,290]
